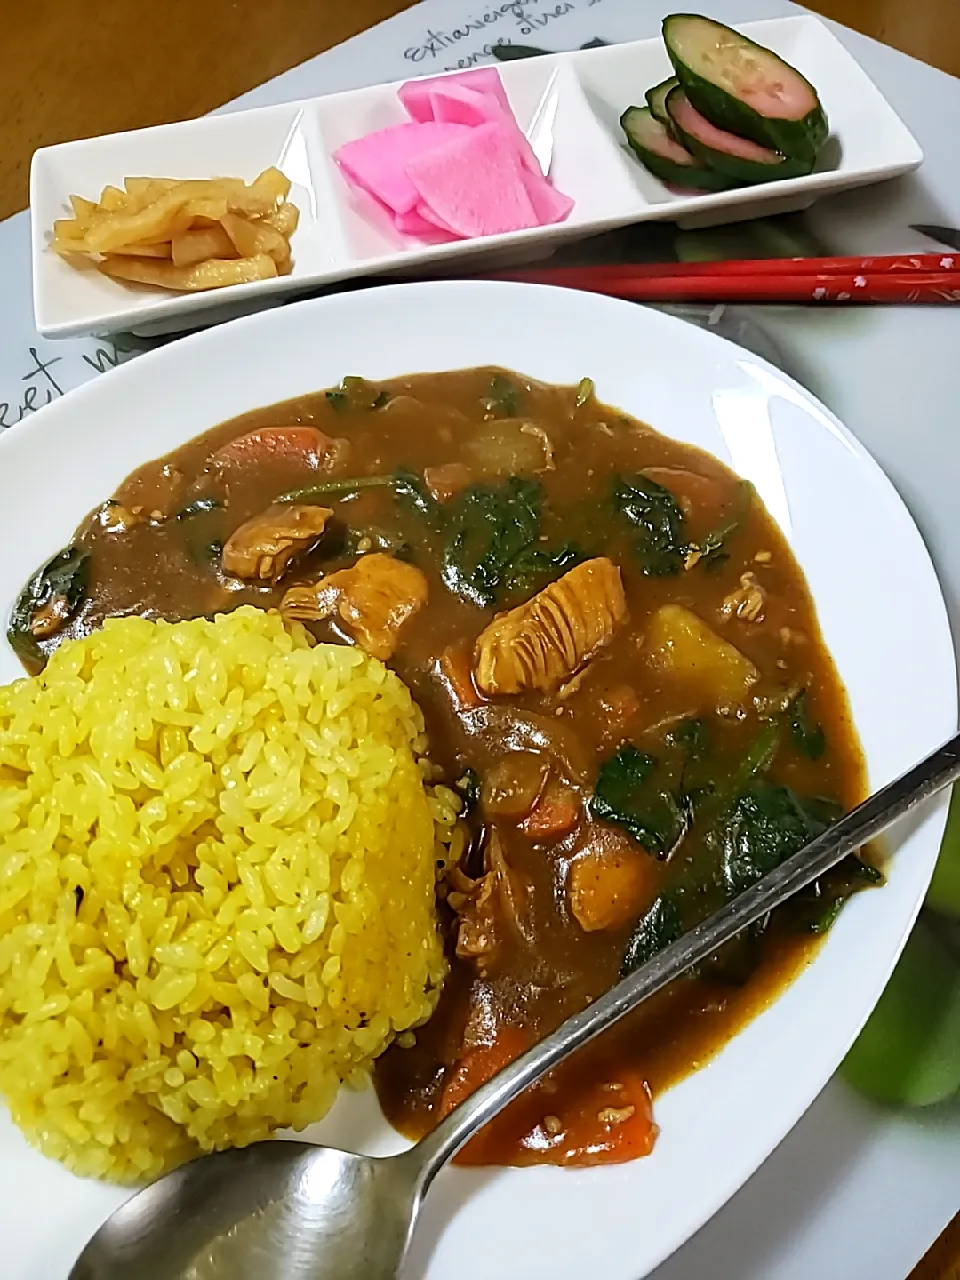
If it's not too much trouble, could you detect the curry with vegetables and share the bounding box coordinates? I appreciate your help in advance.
[8,367,877,1168]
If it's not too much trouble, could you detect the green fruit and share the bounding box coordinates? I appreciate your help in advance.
[841,916,960,1107]
[926,784,960,918]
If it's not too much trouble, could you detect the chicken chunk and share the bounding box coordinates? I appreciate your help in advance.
[280,553,428,661]
[474,557,627,696]
[720,571,766,623]
[221,504,332,584]
[567,825,656,932]
[447,832,533,974]
[452,869,500,969]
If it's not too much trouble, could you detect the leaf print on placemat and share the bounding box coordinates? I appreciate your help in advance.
[910,224,960,251]
[492,38,608,61]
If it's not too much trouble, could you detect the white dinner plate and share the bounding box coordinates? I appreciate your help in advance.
[0,281,954,1280]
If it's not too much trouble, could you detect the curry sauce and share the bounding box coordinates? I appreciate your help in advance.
[9,367,874,1169]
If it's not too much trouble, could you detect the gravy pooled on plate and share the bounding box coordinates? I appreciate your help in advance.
[10,367,876,1167]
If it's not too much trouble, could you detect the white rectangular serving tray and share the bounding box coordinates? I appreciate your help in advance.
[30,15,923,340]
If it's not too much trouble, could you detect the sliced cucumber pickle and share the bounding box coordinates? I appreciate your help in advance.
[620,105,733,192]
[663,14,828,162]
[665,86,814,185]
[645,76,680,126]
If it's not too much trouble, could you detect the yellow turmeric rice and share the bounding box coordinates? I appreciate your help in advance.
[0,607,460,1182]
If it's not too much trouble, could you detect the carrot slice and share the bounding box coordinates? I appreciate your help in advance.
[440,1026,657,1167]
[568,838,657,932]
[520,778,579,840]
[213,426,337,468]
[438,644,484,710]
[438,1024,530,1121]
[533,1071,657,1167]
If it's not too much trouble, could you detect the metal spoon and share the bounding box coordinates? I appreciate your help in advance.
[70,730,960,1280]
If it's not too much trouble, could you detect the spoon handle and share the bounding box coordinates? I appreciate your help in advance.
[413,730,960,1184]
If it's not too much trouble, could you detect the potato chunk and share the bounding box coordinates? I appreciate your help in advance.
[568,826,656,932]
[644,603,758,708]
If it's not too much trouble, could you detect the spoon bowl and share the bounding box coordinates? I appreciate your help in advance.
[71,1141,423,1280]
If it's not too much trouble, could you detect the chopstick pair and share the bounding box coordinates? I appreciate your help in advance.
[479,253,960,305]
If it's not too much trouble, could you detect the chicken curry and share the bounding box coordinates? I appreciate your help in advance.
[8,367,876,1168]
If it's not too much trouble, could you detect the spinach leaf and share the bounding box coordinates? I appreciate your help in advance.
[613,474,750,576]
[441,476,542,607]
[277,473,410,503]
[502,542,583,597]
[695,480,752,568]
[621,895,683,976]
[325,376,390,412]
[481,374,522,419]
[666,717,708,758]
[8,546,90,670]
[176,495,223,520]
[612,474,687,576]
[183,528,225,568]
[592,744,690,858]
[342,526,413,561]
[688,717,780,836]
[455,768,481,811]
[788,689,826,760]
[808,897,845,935]
[715,780,840,898]
[393,467,444,531]
[196,538,223,566]
[720,719,781,811]
[574,377,595,409]
[176,496,226,566]
[702,920,767,987]
[794,855,883,934]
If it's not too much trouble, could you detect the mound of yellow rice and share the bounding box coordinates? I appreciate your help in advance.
[0,607,460,1182]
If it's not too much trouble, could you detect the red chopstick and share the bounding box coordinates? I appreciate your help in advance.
[479,256,960,305]
[500,253,959,279]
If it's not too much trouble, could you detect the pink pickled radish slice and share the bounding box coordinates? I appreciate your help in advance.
[394,204,458,240]
[520,167,574,224]
[428,83,503,128]
[406,122,540,238]
[334,121,471,215]
[398,68,512,121]
[413,200,461,236]
[399,70,541,176]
